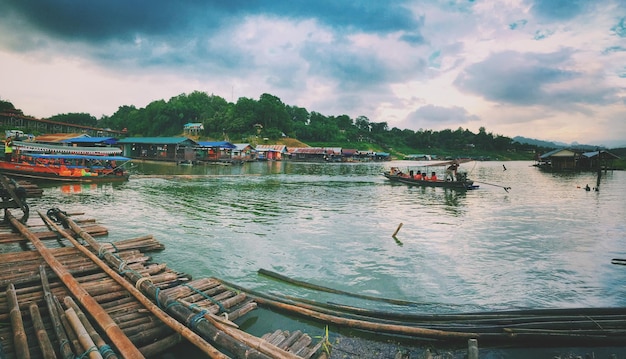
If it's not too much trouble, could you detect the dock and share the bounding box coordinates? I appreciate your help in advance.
[1,176,625,359]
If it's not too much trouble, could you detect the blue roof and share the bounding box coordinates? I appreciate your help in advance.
[117,137,198,145]
[60,137,118,145]
[197,141,236,149]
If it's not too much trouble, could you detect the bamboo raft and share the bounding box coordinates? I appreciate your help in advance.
[0,208,328,359]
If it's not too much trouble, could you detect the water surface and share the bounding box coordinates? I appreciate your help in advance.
[27,160,626,315]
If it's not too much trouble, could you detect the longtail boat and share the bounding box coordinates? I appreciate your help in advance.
[0,153,131,182]
[383,160,478,190]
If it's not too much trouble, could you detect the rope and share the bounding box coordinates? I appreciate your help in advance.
[183,283,226,312]
[77,345,98,359]
[59,339,73,359]
[188,309,208,330]
[99,344,117,359]
[135,277,153,290]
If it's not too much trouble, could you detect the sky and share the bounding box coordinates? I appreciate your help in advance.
[0,0,625,147]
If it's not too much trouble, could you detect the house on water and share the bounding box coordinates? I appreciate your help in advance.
[536,148,619,171]
[117,137,199,163]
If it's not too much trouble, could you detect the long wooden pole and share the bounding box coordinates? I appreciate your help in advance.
[6,283,30,359]
[52,210,273,359]
[39,266,75,359]
[37,210,230,359]
[6,210,145,359]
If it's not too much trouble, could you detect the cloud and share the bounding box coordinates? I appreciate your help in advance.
[404,104,480,129]
[0,0,625,147]
[454,50,617,108]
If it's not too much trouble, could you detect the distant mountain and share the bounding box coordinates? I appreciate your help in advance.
[512,136,564,149]
[512,136,610,150]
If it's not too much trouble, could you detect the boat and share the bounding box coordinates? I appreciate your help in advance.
[0,153,131,182]
[383,161,479,190]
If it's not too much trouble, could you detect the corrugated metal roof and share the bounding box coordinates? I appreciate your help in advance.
[61,137,118,145]
[292,147,333,155]
[117,137,198,145]
[35,133,88,142]
[256,144,287,152]
[198,141,236,149]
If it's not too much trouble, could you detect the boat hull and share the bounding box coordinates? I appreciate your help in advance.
[0,162,129,183]
[383,172,478,190]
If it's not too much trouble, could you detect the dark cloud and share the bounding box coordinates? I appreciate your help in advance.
[454,50,616,107]
[529,0,589,21]
[405,105,479,128]
[0,0,419,43]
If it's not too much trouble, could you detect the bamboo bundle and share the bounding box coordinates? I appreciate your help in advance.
[37,210,230,359]
[53,210,282,359]
[6,283,31,359]
[64,297,119,359]
[6,211,145,359]
[65,306,103,359]
[40,266,75,359]
[55,296,83,355]
[29,302,58,359]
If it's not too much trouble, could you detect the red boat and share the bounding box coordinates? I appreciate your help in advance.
[0,153,130,182]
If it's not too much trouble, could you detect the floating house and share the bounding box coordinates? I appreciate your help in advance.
[290,147,336,162]
[232,143,256,162]
[196,141,237,163]
[117,137,198,163]
[536,148,619,171]
[256,144,288,161]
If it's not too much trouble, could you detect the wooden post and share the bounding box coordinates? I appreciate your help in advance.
[468,338,478,359]
[392,223,403,237]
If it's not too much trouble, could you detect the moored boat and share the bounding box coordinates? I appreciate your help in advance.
[0,153,131,182]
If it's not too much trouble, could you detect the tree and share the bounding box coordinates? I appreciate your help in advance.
[48,113,98,127]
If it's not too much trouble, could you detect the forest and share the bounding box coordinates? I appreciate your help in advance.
[0,93,606,160]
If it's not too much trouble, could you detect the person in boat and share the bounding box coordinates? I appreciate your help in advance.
[414,170,423,180]
[4,136,13,162]
[445,162,458,181]
[430,171,438,181]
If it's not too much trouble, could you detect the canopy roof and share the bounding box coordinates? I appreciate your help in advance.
[27,153,130,161]
[13,141,122,155]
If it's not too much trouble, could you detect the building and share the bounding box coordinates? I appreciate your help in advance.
[255,144,288,161]
[196,141,236,163]
[536,148,619,171]
[117,137,198,163]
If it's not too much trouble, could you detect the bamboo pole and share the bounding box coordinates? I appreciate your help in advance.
[37,210,230,359]
[258,268,420,306]
[40,266,75,359]
[52,210,275,359]
[29,303,58,359]
[6,210,145,359]
[65,307,103,359]
[64,297,119,359]
[55,296,83,355]
[219,278,477,341]
[6,283,31,359]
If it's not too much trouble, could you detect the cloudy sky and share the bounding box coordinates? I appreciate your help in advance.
[1,0,625,147]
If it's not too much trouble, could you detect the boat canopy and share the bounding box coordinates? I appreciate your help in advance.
[26,153,131,161]
[13,141,122,155]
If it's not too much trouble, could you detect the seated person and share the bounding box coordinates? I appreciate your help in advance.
[430,172,438,181]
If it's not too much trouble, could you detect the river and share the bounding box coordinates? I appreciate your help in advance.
[26,160,626,357]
